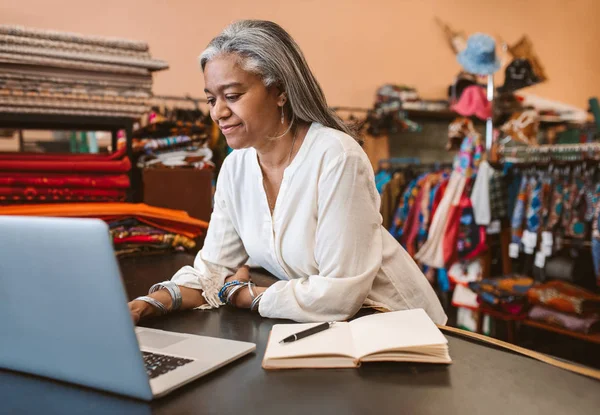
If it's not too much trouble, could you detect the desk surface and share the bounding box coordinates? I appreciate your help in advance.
[2,253,599,415]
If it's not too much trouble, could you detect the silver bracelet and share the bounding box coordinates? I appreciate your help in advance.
[250,292,264,312]
[149,281,182,311]
[226,283,248,305]
[247,282,256,300]
[135,296,168,315]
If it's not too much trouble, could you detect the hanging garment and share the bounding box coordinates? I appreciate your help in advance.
[525,176,542,233]
[489,168,509,220]
[546,174,567,231]
[567,181,595,239]
[470,160,492,225]
[415,172,466,268]
[416,134,482,268]
[389,178,418,239]
[510,176,529,244]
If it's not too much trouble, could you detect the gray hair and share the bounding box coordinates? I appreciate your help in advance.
[199,20,361,144]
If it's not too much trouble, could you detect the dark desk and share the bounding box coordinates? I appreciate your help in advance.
[2,253,599,414]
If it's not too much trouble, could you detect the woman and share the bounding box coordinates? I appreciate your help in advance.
[129,20,446,325]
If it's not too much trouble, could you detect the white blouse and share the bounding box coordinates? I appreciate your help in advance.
[171,123,447,324]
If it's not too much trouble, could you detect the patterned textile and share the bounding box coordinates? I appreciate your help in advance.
[566,181,594,238]
[0,172,129,188]
[539,174,554,231]
[560,176,580,231]
[525,177,542,232]
[527,280,600,316]
[452,134,483,178]
[132,120,209,140]
[0,186,126,202]
[113,234,196,249]
[510,176,529,243]
[489,169,508,220]
[0,155,130,173]
[528,306,600,334]
[468,275,534,315]
[390,178,418,239]
[547,175,566,231]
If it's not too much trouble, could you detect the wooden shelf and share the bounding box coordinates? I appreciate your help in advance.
[522,319,600,345]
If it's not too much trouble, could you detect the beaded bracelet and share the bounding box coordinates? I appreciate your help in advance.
[149,281,182,311]
[218,280,246,303]
[135,295,168,315]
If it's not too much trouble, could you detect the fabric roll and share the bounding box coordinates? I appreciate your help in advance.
[0,186,126,202]
[0,202,208,239]
[0,172,129,188]
[0,157,130,173]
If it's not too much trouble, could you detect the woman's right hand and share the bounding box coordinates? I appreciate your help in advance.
[128,300,149,325]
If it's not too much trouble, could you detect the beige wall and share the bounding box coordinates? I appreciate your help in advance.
[2,0,599,109]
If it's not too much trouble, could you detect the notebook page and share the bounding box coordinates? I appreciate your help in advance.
[348,309,447,359]
[264,322,356,360]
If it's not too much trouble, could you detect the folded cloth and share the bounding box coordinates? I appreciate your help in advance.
[0,186,126,202]
[0,147,126,161]
[0,202,208,239]
[113,234,196,249]
[528,305,600,334]
[469,275,534,315]
[0,157,130,173]
[527,280,600,316]
[0,172,129,188]
[132,121,208,139]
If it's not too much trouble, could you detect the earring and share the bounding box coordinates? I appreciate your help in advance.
[280,105,285,124]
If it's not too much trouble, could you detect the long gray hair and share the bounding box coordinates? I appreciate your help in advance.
[199,20,360,143]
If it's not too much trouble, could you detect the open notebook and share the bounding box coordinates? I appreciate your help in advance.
[262,309,451,369]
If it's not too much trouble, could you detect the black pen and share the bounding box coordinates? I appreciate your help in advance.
[279,322,335,344]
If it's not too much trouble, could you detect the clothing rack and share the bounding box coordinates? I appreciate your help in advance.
[499,143,600,163]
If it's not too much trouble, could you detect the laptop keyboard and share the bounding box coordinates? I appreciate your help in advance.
[142,351,194,379]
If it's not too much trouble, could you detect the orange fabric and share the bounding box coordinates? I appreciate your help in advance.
[0,202,208,239]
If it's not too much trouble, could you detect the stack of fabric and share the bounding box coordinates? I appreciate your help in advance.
[468,275,534,316]
[0,203,208,257]
[0,147,130,203]
[527,281,600,334]
[0,24,167,118]
[131,111,216,170]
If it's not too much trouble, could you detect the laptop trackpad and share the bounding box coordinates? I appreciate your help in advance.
[137,330,186,349]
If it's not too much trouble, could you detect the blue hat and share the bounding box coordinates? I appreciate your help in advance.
[457,33,501,75]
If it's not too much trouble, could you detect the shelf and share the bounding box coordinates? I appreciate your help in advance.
[0,112,137,201]
[522,319,600,345]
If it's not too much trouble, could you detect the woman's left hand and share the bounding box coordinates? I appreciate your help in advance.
[224,266,267,309]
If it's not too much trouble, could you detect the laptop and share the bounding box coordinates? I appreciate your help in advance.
[0,215,256,400]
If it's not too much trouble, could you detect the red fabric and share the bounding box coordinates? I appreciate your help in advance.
[0,186,126,202]
[401,188,424,256]
[0,172,129,188]
[431,178,449,218]
[442,195,470,267]
[0,147,126,161]
[463,226,488,261]
[0,158,130,173]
